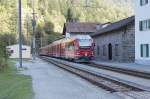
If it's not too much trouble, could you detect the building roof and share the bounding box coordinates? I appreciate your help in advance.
[62,22,100,35]
[91,16,135,37]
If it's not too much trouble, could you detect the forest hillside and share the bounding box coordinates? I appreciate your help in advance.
[0,0,134,45]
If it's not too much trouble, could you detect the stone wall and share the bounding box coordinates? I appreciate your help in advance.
[121,22,135,62]
[93,23,135,62]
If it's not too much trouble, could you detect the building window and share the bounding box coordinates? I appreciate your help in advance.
[97,45,100,55]
[10,50,14,54]
[115,44,119,56]
[141,44,149,57]
[140,0,148,6]
[103,45,106,56]
[22,48,27,50]
[139,19,150,31]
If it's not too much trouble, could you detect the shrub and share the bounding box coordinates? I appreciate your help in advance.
[0,40,8,71]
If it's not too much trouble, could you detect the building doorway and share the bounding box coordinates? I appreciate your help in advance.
[108,43,112,60]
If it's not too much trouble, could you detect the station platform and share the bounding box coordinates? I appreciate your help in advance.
[20,58,122,99]
[92,60,150,73]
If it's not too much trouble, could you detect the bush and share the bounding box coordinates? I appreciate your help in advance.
[0,40,8,71]
[0,58,7,71]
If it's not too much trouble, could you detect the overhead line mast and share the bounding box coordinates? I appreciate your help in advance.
[32,0,36,60]
[18,0,23,68]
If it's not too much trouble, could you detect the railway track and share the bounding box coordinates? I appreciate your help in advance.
[41,56,149,93]
[85,62,150,80]
[48,58,150,80]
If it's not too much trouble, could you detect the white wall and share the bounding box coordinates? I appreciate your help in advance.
[135,0,150,64]
[7,44,31,59]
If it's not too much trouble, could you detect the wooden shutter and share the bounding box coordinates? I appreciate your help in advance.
[146,44,149,57]
[140,0,142,5]
[139,21,143,31]
[148,19,150,29]
[146,0,148,4]
[141,44,143,57]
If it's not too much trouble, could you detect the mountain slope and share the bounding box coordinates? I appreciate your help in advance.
[35,0,134,33]
[0,0,134,45]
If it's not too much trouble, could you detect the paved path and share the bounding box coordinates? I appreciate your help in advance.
[21,58,123,99]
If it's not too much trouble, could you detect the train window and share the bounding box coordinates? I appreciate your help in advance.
[69,46,74,50]
[22,48,27,50]
[78,39,92,48]
[68,42,74,50]
[79,46,91,49]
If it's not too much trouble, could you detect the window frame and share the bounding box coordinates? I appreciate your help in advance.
[140,0,148,6]
[139,19,150,31]
[141,44,149,58]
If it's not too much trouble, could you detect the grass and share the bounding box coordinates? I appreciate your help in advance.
[0,61,34,99]
[11,58,31,62]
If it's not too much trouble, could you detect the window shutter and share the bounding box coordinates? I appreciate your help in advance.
[139,21,143,31]
[146,20,148,30]
[146,0,148,4]
[149,19,150,29]
[140,0,142,5]
[146,44,149,57]
[141,44,143,57]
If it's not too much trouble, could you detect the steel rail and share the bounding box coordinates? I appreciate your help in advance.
[41,56,147,93]
[86,62,150,80]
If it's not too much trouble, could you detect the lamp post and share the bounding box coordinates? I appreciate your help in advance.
[18,0,22,68]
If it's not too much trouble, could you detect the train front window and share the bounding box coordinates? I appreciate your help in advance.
[78,39,92,49]
[79,46,91,49]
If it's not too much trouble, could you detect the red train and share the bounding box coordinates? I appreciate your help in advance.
[39,35,95,62]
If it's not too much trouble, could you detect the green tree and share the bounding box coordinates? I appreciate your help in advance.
[0,37,8,71]
[0,34,17,45]
[66,8,74,22]
[0,0,134,48]
[43,21,54,34]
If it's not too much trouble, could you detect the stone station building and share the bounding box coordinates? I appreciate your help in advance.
[91,16,135,62]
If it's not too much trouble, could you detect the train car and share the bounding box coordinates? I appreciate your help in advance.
[39,46,49,56]
[39,35,94,62]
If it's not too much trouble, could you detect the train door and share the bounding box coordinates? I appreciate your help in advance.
[59,44,61,57]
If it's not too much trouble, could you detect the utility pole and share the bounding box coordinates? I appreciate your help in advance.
[18,0,23,68]
[26,0,30,45]
[32,0,36,60]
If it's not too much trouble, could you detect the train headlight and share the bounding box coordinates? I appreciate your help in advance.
[85,53,88,56]
[76,52,80,55]
[91,52,94,56]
